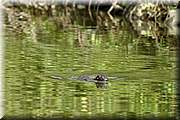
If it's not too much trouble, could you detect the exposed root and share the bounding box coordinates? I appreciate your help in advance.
[88,0,93,21]
[65,0,68,15]
[107,4,114,20]
[107,0,122,24]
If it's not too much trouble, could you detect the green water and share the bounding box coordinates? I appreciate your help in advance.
[4,16,176,119]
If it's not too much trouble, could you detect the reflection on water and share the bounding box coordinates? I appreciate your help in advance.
[4,12,176,119]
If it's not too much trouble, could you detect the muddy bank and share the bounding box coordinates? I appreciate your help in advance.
[2,2,177,46]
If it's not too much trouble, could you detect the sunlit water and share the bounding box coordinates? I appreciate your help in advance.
[4,15,176,119]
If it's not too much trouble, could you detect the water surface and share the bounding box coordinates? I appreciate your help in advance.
[4,14,176,119]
